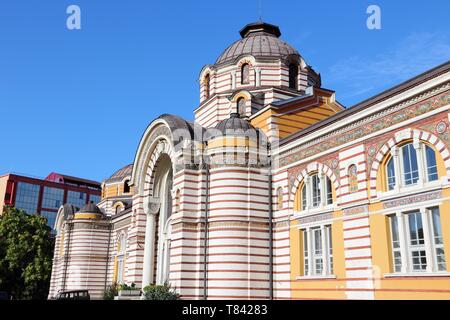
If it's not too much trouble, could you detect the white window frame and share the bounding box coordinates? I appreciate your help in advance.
[299,224,334,279]
[386,157,396,191]
[298,174,333,214]
[381,140,444,199]
[386,206,448,277]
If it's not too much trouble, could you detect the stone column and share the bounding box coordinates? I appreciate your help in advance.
[305,176,311,210]
[141,198,160,288]
[321,225,328,275]
[391,146,401,191]
[319,173,326,208]
[396,212,408,273]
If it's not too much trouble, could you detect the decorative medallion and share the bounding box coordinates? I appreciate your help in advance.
[331,159,338,169]
[436,121,447,134]
[368,145,376,157]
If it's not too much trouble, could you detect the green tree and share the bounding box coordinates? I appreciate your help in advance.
[0,206,54,299]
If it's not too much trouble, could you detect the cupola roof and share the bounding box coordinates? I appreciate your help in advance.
[215,21,299,65]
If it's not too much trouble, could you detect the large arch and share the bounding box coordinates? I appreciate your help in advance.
[289,162,340,211]
[131,114,194,196]
[369,128,450,199]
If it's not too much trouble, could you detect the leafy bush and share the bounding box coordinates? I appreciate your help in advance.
[103,282,119,300]
[143,282,180,300]
[118,282,138,291]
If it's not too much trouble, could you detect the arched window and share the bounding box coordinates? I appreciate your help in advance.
[241,63,249,84]
[297,173,333,211]
[277,187,283,211]
[348,165,358,192]
[204,74,210,99]
[115,204,124,215]
[237,97,246,116]
[289,63,298,89]
[384,141,439,191]
[123,180,130,194]
[115,233,126,284]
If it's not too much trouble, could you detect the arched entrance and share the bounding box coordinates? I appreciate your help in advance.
[142,153,174,287]
[153,154,173,285]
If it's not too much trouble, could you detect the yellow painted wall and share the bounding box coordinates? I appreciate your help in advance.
[250,90,343,139]
[275,104,340,138]
[103,184,134,199]
[250,109,272,134]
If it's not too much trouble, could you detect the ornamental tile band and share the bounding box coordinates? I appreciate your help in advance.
[382,191,442,209]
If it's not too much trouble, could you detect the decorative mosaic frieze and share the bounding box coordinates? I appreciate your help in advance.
[382,191,442,209]
[295,212,333,225]
[343,205,368,216]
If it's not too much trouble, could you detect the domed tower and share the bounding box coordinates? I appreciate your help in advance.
[99,164,134,216]
[48,203,111,299]
[196,21,321,128]
[199,113,271,299]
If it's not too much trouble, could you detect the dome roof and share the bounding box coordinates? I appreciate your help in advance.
[106,164,133,183]
[216,21,299,65]
[78,202,103,215]
[212,113,258,137]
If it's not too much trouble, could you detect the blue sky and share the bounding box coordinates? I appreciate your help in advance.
[0,0,449,182]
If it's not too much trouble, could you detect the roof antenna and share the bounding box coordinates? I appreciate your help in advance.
[258,0,263,22]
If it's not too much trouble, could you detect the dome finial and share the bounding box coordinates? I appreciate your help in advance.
[239,21,281,38]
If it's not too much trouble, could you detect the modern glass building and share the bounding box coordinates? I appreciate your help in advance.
[0,172,101,230]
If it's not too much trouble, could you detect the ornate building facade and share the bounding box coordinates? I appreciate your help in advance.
[48,21,450,300]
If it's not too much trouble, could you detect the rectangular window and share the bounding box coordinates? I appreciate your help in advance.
[390,208,447,274]
[14,182,40,214]
[302,225,333,276]
[313,228,323,274]
[41,210,57,230]
[67,191,87,208]
[42,187,64,209]
[407,211,427,271]
[389,215,402,272]
[89,194,101,204]
[430,207,446,271]
[302,226,334,276]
